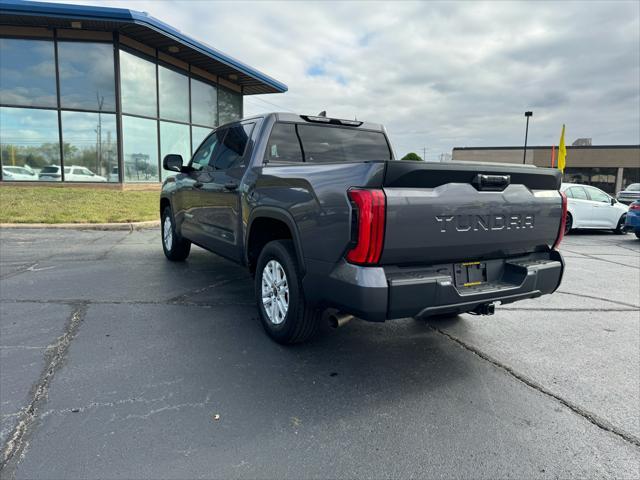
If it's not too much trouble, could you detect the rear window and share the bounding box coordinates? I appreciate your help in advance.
[41,166,59,173]
[264,122,391,164]
[626,183,640,191]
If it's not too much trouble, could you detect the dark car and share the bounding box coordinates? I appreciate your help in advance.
[159,113,566,344]
[625,201,640,239]
[617,183,640,205]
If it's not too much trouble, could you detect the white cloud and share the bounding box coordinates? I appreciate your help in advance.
[41,0,640,159]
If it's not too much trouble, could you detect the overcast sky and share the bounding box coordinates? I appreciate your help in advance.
[45,0,639,159]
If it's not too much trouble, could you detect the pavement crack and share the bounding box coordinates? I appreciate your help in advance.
[167,276,250,303]
[0,302,89,476]
[556,291,640,309]
[429,325,640,449]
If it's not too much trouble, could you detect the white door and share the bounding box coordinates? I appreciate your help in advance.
[566,186,593,227]
[584,186,618,228]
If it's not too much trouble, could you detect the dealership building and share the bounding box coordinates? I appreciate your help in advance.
[0,0,287,185]
[452,145,640,195]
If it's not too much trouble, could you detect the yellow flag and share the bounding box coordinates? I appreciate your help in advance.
[558,124,566,172]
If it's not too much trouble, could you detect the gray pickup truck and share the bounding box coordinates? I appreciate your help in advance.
[160,113,567,344]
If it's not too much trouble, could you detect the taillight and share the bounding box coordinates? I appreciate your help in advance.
[346,188,386,265]
[629,203,640,211]
[553,191,568,250]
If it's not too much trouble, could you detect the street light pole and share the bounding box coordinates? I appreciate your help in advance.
[523,111,533,164]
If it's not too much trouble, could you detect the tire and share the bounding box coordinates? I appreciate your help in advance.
[614,214,627,235]
[564,213,573,235]
[635,232,640,240]
[255,240,320,344]
[161,206,191,261]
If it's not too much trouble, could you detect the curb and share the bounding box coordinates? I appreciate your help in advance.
[0,220,160,231]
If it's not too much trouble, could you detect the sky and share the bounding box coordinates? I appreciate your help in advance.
[40,0,640,160]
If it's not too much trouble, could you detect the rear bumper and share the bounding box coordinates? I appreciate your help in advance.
[625,212,640,231]
[302,250,564,322]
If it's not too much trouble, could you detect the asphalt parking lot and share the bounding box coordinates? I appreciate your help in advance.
[0,227,638,479]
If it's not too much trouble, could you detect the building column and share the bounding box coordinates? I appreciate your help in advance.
[615,167,624,193]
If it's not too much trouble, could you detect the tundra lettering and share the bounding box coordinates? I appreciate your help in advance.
[160,113,566,344]
[435,214,535,233]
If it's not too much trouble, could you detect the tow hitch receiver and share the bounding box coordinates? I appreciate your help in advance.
[472,302,496,316]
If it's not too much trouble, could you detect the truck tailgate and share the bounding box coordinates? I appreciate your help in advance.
[380,161,563,265]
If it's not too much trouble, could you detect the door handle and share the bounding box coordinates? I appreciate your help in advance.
[224,181,238,191]
[193,181,203,189]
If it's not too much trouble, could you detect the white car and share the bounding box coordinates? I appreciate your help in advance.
[2,166,38,181]
[561,183,628,235]
[38,165,107,182]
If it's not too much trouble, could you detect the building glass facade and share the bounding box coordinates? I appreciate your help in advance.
[0,33,243,183]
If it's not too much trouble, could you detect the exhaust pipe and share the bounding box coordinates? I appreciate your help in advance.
[328,312,354,329]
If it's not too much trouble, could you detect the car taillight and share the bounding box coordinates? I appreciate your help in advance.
[629,203,640,211]
[553,191,568,250]
[346,188,386,265]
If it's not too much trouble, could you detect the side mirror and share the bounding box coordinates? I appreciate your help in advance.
[611,198,616,205]
[163,154,184,172]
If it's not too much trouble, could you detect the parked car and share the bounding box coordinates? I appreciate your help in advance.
[38,165,107,182]
[159,113,567,344]
[561,183,628,234]
[625,201,640,239]
[2,165,38,181]
[617,183,640,205]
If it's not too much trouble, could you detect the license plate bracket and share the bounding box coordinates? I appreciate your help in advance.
[454,261,487,287]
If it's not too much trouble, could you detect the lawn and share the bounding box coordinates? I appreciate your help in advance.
[0,186,159,224]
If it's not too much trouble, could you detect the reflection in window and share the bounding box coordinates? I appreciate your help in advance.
[122,115,158,182]
[58,42,116,112]
[160,121,190,180]
[191,126,212,153]
[191,78,217,127]
[218,88,242,125]
[0,107,60,181]
[159,66,189,122]
[61,111,117,182]
[0,38,57,107]
[120,50,157,117]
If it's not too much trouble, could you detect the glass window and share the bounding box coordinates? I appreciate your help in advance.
[158,66,189,122]
[119,50,157,117]
[61,111,117,182]
[569,186,588,200]
[585,186,610,203]
[0,107,60,181]
[122,115,158,182]
[0,38,57,108]
[191,129,223,171]
[218,88,242,125]
[214,123,254,170]
[265,123,303,163]
[190,78,217,127]
[58,41,116,112]
[160,121,190,180]
[623,170,640,190]
[192,126,212,154]
[296,125,391,163]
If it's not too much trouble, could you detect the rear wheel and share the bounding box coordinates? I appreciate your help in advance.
[614,214,627,235]
[564,213,573,235]
[255,240,320,344]
[161,206,191,261]
[635,232,640,240]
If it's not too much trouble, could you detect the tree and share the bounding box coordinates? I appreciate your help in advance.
[401,152,423,161]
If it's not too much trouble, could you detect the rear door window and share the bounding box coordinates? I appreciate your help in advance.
[585,186,610,203]
[296,124,391,163]
[264,123,303,163]
[569,186,589,200]
[213,123,254,170]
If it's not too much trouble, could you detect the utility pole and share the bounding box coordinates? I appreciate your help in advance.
[423,147,426,162]
[523,111,533,164]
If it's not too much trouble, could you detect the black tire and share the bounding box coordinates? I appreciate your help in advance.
[564,213,573,235]
[161,206,191,261]
[635,231,640,240]
[255,240,320,344]
[614,214,627,235]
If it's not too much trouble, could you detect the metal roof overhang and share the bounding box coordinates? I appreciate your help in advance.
[0,0,288,95]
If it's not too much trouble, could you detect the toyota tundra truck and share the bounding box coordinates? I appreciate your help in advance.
[160,113,567,344]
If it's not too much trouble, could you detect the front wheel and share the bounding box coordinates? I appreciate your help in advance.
[255,240,320,344]
[614,214,627,235]
[161,206,191,261]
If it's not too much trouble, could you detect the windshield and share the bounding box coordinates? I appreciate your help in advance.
[296,124,391,163]
[625,183,640,191]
